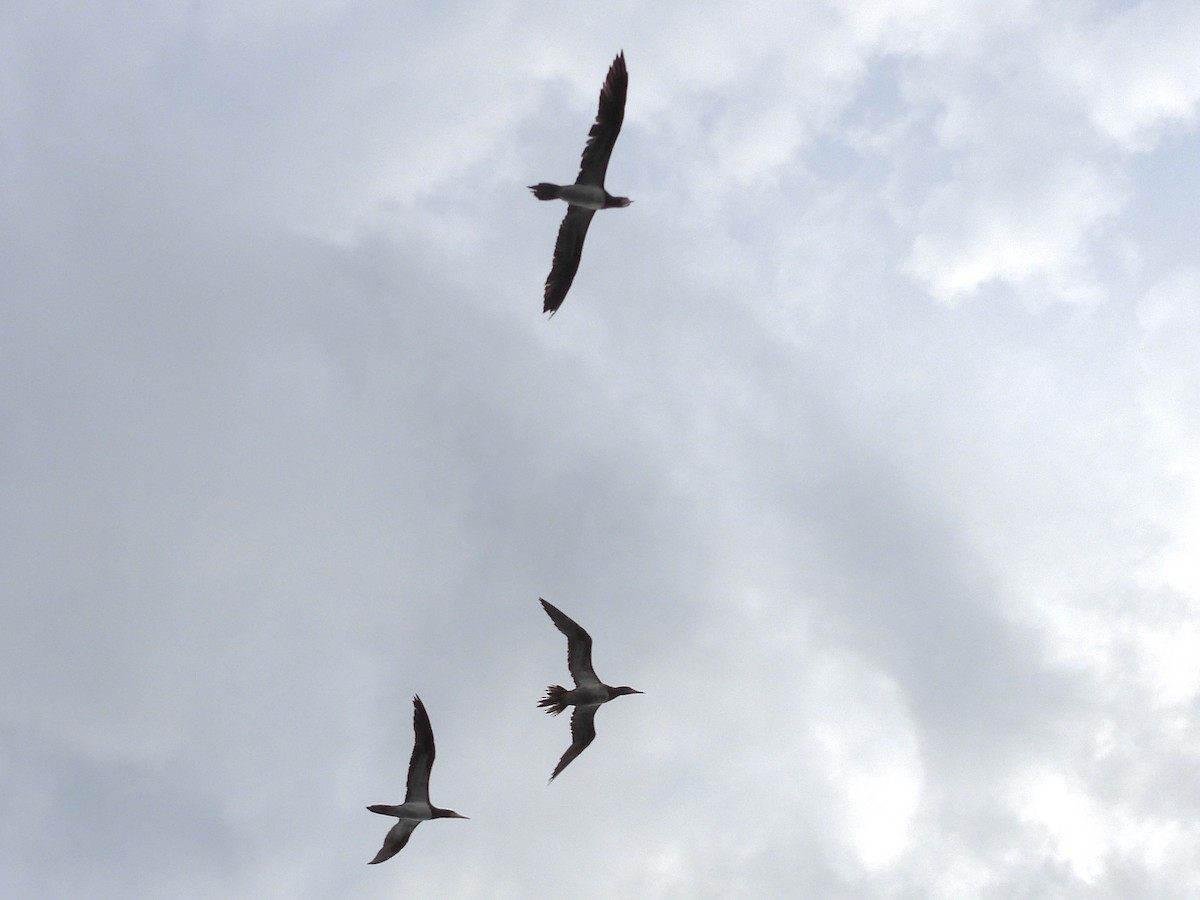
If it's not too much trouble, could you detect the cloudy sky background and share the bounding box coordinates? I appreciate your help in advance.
[4,0,1200,896]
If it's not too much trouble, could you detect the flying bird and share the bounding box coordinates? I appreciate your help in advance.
[538,597,642,781]
[366,695,468,864]
[529,51,632,315]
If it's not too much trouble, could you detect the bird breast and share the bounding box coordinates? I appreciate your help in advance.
[557,184,608,210]
[569,684,609,705]
[394,801,433,821]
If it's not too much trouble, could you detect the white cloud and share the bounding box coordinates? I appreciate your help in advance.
[907,159,1125,304]
[1056,0,1200,150]
[1014,769,1108,882]
[4,1,1200,897]
[808,653,922,869]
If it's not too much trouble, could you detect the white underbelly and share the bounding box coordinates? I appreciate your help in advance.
[558,184,606,209]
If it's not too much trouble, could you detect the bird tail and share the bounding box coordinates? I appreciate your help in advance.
[366,804,402,817]
[528,183,561,201]
[538,685,568,715]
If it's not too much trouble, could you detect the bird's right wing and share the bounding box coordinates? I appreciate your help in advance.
[576,52,628,187]
[405,695,436,804]
[540,598,598,687]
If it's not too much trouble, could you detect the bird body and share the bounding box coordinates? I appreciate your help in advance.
[366,696,467,865]
[529,52,632,314]
[530,183,612,210]
[538,598,641,781]
[548,682,613,708]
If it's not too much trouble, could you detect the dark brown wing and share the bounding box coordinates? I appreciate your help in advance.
[540,598,598,687]
[368,819,419,865]
[405,696,435,804]
[575,52,627,188]
[550,705,599,781]
[542,206,596,315]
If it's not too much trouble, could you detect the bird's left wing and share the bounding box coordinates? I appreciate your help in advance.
[542,206,596,315]
[550,705,599,781]
[368,819,419,865]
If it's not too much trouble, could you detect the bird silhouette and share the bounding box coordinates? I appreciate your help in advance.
[529,52,632,315]
[538,598,642,781]
[366,696,467,864]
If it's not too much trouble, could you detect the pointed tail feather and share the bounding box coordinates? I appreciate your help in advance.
[528,183,561,201]
[538,685,568,715]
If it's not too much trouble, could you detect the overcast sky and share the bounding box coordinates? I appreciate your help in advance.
[3,1,1200,897]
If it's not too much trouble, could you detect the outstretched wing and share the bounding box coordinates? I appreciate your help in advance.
[405,696,436,804]
[368,819,420,865]
[540,598,598,687]
[550,704,599,781]
[575,52,627,188]
[542,206,596,315]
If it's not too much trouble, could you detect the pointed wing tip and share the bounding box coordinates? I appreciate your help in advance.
[368,845,397,865]
[411,695,429,725]
[606,52,628,87]
[613,52,627,82]
[539,598,571,627]
[548,755,573,782]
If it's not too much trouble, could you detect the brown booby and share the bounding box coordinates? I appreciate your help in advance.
[538,597,642,781]
[366,696,468,864]
[529,52,632,315]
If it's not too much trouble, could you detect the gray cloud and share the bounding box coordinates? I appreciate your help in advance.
[3,1,1200,897]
